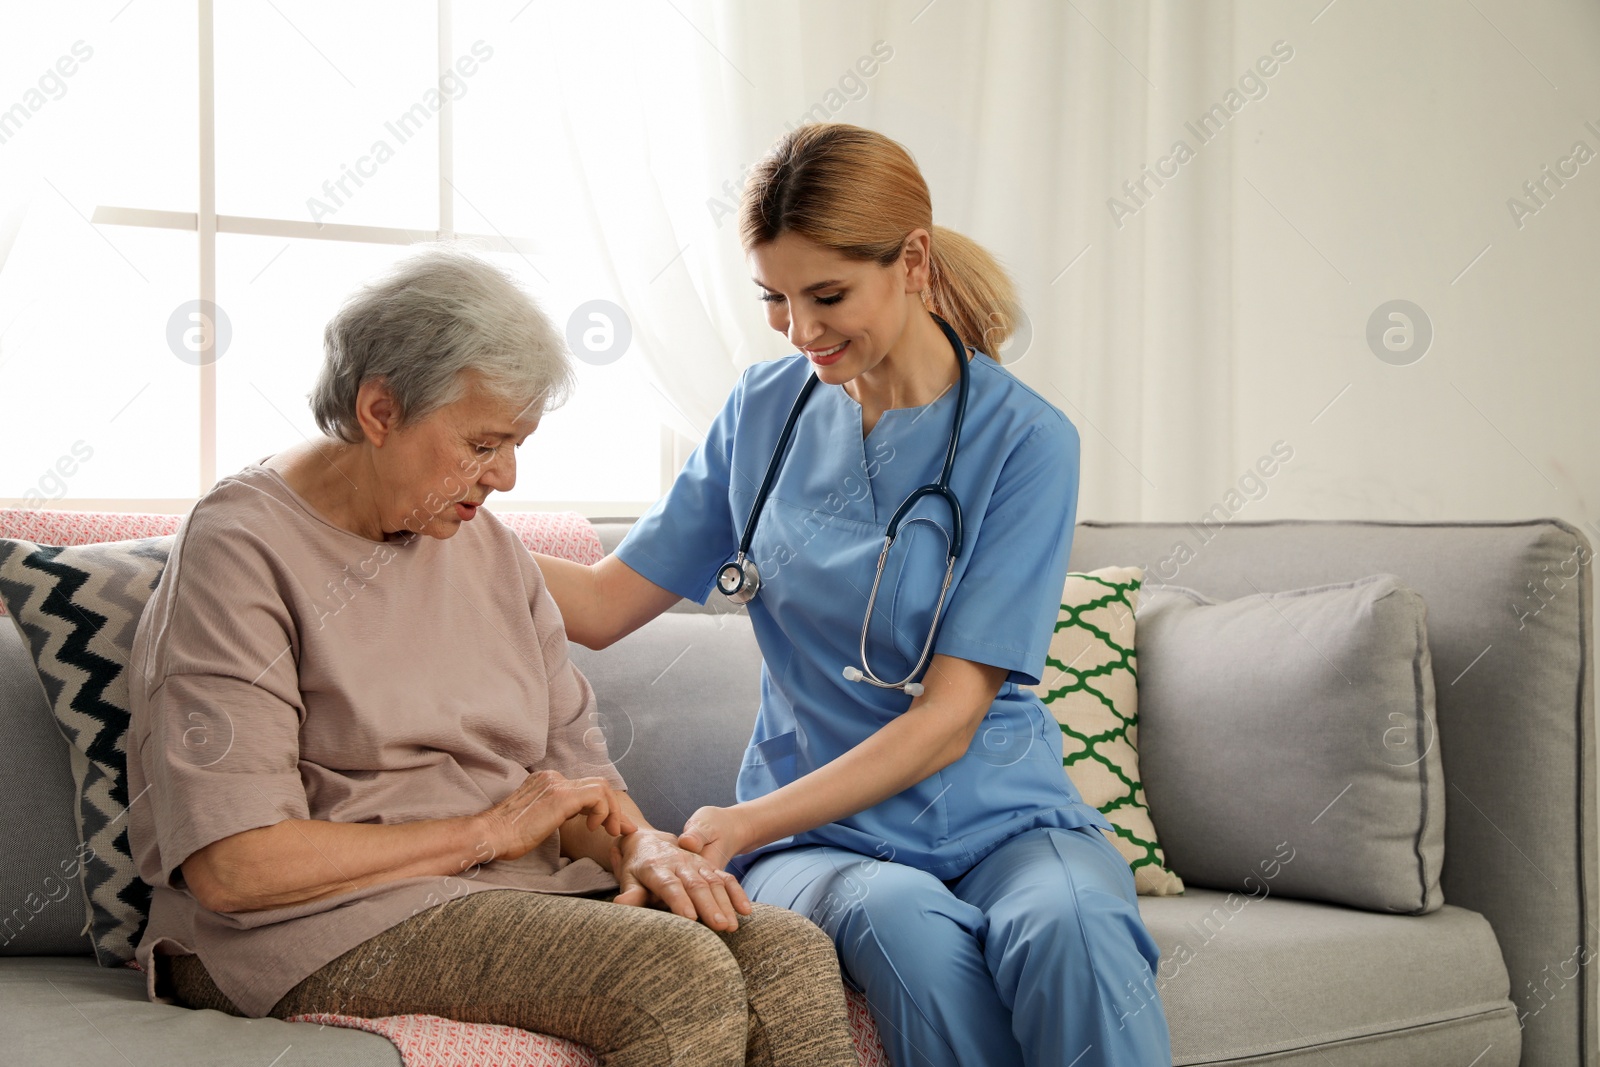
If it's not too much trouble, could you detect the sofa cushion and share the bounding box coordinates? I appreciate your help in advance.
[0,537,173,965]
[1136,574,1445,914]
[0,956,402,1066]
[285,987,891,1067]
[0,956,890,1067]
[1142,888,1517,1065]
[1026,566,1185,896]
[0,623,93,956]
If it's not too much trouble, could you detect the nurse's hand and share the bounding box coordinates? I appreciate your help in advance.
[678,805,755,873]
[611,828,752,932]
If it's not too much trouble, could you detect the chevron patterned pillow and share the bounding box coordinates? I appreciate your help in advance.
[0,536,173,964]
[1027,566,1185,896]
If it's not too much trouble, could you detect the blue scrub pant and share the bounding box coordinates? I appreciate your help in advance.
[741,825,1172,1067]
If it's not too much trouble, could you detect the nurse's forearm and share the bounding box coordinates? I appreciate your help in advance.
[530,553,682,650]
[738,656,1007,851]
[531,552,605,648]
[739,713,968,848]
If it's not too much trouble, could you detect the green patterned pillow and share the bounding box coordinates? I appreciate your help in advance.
[1028,566,1184,896]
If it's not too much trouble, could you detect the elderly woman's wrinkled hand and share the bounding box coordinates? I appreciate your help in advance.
[609,829,753,932]
[482,770,638,862]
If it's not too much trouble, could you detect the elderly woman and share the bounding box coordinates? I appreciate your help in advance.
[126,247,857,1066]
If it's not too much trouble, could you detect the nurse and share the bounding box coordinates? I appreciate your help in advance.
[536,123,1171,1067]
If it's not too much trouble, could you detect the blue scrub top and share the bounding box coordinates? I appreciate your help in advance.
[615,350,1113,881]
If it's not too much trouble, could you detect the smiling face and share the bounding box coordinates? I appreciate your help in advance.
[748,230,934,390]
[366,372,540,540]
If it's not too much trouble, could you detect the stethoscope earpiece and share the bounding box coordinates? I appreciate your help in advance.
[843,664,923,697]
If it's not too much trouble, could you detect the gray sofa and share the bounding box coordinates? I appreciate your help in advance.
[2,517,1594,1066]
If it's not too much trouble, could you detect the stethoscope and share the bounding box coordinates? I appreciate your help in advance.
[715,314,969,697]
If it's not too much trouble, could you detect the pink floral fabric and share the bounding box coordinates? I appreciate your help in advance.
[0,509,602,615]
[0,509,185,545]
[285,1013,600,1067]
[846,989,893,1066]
[495,511,603,565]
[286,989,889,1066]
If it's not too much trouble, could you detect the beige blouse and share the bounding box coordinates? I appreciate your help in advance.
[127,462,625,1017]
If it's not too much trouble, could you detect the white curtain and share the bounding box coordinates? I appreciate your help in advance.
[552,0,1238,522]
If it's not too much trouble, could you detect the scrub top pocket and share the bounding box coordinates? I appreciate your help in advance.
[738,728,799,800]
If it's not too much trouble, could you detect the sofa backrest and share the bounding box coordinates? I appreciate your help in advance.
[591,515,1596,1067]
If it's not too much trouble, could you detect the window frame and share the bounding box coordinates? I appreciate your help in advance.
[75,0,669,517]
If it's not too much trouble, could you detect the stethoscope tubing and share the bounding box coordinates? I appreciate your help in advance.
[716,313,973,695]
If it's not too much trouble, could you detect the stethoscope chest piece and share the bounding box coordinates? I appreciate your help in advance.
[720,313,972,698]
[716,555,761,604]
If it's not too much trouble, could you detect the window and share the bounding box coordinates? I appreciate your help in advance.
[1,1,665,514]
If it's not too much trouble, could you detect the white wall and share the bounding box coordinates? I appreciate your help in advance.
[702,0,1599,542]
[1227,0,1599,540]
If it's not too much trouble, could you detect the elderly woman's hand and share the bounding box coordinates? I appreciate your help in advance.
[481,770,638,863]
[610,829,753,932]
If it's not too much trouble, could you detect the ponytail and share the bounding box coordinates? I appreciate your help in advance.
[741,123,1018,359]
[925,225,1019,360]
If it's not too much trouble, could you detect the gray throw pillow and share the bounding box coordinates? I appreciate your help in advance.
[0,623,94,955]
[1136,573,1444,914]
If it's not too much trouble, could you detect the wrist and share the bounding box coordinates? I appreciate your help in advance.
[610,827,678,879]
[462,812,506,868]
[728,800,773,855]
[618,826,678,855]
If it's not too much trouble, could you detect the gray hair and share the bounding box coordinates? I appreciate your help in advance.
[310,245,575,442]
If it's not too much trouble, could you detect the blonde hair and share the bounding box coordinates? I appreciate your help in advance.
[738,123,1019,359]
